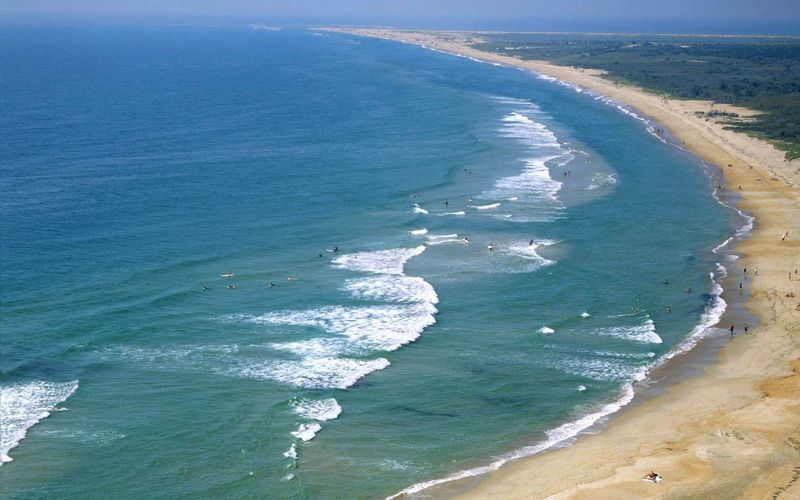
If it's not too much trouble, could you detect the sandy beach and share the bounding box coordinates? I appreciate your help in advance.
[324,28,800,499]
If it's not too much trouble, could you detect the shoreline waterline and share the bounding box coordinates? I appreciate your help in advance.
[318,27,800,499]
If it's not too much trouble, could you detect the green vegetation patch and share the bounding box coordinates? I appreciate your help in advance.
[475,33,800,159]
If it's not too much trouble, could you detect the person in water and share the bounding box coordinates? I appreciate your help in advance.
[332,246,338,253]
[488,243,494,252]
[528,239,534,246]
[730,324,735,334]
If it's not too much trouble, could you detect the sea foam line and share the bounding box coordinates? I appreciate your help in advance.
[389,383,637,499]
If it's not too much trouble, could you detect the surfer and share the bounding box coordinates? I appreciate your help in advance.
[488,243,494,252]
[463,237,469,245]
[666,306,671,313]
[445,200,448,207]
[333,246,338,253]
[227,284,235,289]
[528,239,534,246]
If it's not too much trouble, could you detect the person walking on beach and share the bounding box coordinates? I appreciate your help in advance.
[730,324,735,335]
[744,323,750,334]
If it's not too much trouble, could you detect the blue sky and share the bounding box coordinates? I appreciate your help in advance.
[2,0,799,34]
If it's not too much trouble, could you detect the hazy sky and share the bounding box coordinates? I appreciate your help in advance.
[3,0,799,34]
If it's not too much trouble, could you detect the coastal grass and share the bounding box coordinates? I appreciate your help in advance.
[474,33,800,160]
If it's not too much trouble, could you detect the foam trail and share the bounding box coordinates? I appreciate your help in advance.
[409,228,428,236]
[1,380,79,464]
[413,204,429,215]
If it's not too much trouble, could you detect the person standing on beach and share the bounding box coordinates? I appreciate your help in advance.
[730,324,735,335]
[744,323,750,334]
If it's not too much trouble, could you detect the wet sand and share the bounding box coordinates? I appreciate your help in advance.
[321,28,800,499]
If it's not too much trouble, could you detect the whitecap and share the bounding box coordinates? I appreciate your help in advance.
[332,246,426,275]
[230,357,390,389]
[580,312,591,318]
[291,398,342,421]
[539,327,555,334]
[344,275,439,304]
[409,228,428,236]
[283,443,297,459]
[1,380,79,464]
[593,318,662,344]
[291,423,322,442]
[469,203,501,210]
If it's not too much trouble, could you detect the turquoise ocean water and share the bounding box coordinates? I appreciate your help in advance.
[1,26,746,498]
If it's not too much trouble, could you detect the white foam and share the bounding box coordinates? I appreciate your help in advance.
[232,357,390,389]
[256,303,438,352]
[551,357,648,382]
[539,327,555,334]
[291,398,342,422]
[437,210,466,216]
[593,318,663,344]
[655,277,727,367]
[344,275,439,304]
[469,203,501,210]
[389,384,637,498]
[581,312,591,318]
[291,423,322,442]
[502,240,556,267]
[586,172,618,191]
[577,385,587,392]
[413,204,429,215]
[425,233,463,245]
[283,443,297,460]
[332,246,426,275]
[409,228,428,236]
[1,380,79,464]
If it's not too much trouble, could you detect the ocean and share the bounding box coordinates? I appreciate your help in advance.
[0,25,746,498]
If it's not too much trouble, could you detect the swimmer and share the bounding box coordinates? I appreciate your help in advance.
[487,243,494,252]
[663,279,669,285]
[686,287,692,293]
[269,282,276,287]
[445,200,448,207]
[227,284,235,289]
[528,239,534,246]
[202,285,208,291]
[666,306,671,313]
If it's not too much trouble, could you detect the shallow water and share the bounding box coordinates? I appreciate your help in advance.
[0,26,743,498]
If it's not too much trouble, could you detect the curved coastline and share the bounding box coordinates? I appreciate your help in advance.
[322,27,800,499]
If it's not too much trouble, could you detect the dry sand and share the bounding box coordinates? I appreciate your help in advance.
[322,28,800,499]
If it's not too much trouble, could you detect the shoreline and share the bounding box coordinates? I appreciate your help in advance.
[321,28,800,499]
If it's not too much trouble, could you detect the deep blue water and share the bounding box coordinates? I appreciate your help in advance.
[1,26,736,498]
